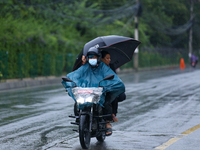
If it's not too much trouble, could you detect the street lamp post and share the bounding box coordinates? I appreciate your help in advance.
[133,0,140,71]
[134,16,139,71]
[189,0,194,58]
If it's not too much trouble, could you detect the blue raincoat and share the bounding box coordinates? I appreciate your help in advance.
[62,61,125,108]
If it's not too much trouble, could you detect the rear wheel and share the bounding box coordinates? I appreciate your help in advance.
[79,115,91,149]
[96,117,106,142]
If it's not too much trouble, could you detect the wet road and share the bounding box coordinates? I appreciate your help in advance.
[0,68,200,150]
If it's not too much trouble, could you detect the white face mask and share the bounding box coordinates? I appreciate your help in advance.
[89,59,97,66]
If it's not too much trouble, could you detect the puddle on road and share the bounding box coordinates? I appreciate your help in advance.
[45,130,165,150]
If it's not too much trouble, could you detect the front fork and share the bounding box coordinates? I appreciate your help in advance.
[89,106,93,132]
[79,106,93,133]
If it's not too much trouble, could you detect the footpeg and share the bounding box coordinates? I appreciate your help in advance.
[72,129,79,132]
[71,122,79,125]
[99,128,107,132]
[69,115,79,118]
[94,114,112,118]
[99,121,109,124]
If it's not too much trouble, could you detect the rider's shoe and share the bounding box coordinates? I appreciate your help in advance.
[106,121,112,136]
[112,114,118,122]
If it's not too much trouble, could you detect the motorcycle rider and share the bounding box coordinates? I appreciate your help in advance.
[64,46,125,136]
[190,54,199,68]
[83,50,126,122]
[85,47,118,136]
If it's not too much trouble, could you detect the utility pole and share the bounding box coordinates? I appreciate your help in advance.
[134,0,139,71]
[189,0,194,59]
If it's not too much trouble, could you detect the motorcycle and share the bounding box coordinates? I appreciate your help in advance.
[190,54,198,68]
[191,60,197,68]
[62,75,114,149]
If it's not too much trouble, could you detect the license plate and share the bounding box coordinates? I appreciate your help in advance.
[78,90,93,93]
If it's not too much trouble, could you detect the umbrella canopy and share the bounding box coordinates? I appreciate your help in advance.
[72,35,141,71]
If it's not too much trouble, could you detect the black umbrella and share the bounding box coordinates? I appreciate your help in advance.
[72,35,141,71]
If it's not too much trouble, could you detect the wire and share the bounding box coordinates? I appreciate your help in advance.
[1,0,197,36]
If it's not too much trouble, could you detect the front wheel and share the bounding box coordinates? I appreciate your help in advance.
[79,115,91,149]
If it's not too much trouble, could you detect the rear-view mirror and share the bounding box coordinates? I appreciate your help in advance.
[99,75,114,87]
[103,75,114,81]
[62,77,73,82]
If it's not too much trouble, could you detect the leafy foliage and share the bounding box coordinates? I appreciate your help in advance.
[0,0,200,79]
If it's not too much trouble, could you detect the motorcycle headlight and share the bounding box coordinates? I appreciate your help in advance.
[76,97,85,104]
[85,97,93,103]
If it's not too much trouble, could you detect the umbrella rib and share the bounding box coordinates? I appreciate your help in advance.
[111,47,131,60]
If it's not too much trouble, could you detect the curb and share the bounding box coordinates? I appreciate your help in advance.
[0,64,189,92]
[0,77,62,91]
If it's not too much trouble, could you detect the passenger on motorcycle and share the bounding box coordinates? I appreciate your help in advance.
[101,51,126,122]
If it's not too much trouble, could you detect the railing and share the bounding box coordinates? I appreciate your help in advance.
[0,48,198,81]
[0,52,77,81]
[0,51,8,81]
[120,47,191,69]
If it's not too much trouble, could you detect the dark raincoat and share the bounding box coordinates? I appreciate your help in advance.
[62,61,125,108]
